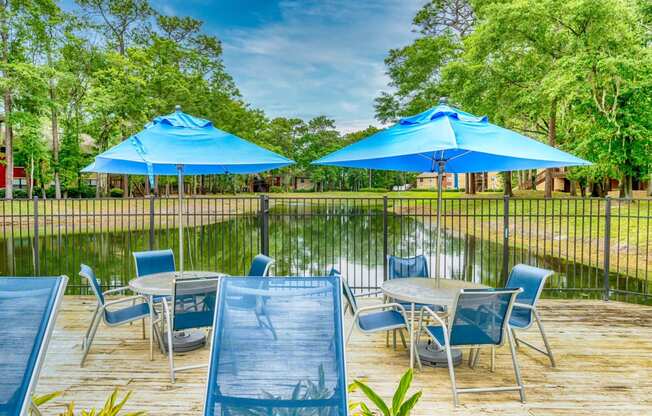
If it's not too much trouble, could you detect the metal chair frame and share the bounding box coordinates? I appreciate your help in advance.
[162,276,219,383]
[79,266,158,366]
[417,288,525,406]
[507,266,556,367]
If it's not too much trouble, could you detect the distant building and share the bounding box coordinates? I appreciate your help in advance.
[416,172,499,191]
[0,146,26,190]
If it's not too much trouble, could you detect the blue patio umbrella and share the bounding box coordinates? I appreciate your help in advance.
[313,98,590,280]
[83,106,294,275]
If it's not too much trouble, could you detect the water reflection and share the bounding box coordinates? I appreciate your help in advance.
[0,202,648,304]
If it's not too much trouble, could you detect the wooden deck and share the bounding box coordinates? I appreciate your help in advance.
[36,297,652,415]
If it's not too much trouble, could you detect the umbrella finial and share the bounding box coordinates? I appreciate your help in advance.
[175,104,181,112]
[438,97,448,105]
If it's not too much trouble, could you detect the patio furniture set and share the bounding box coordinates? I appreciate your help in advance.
[0,249,555,415]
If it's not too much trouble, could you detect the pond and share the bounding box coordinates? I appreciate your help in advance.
[0,203,649,305]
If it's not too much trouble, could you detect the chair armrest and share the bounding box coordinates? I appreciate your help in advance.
[356,302,407,315]
[513,302,534,310]
[103,286,132,296]
[421,306,447,327]
[104,295,148,309]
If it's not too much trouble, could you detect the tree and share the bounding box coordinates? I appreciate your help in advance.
[0,0,59,199]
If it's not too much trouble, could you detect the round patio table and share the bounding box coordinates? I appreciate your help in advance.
[128,270,226,297]
[380,278,488,369]
[129,271,227,353]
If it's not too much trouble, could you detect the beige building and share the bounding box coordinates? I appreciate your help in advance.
[416,172,500,191]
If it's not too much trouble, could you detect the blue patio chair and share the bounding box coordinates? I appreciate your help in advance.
[387,254,444,312]
[224,254,277,339]
[334,269,412,359]
[133,249,175,336]
[79,264,156,366]
[0,276,67,416]
[247,254,274,276]
[417,288,525,406]
[133,249,176,278]
[506,264,556,367]
[162,276,219,383]
[203,275,347,416]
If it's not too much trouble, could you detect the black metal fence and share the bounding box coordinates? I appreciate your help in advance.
[0,196,650,304]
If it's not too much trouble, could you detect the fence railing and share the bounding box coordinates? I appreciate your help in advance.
[0,195,649,304]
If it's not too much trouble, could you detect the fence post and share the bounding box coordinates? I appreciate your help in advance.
[149,194,155,250]
[260,194,269,256]
[382,196,388,281]
[33,196,40,275]
[502,195,510,282]
[603,197,611,301]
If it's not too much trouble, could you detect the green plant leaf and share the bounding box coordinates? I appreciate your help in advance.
[31,391,61,407]
[397,391,422,416]
[353,380,390,416]
[391,369,413,414]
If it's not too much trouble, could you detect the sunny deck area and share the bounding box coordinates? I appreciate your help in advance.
[35,296,652,415]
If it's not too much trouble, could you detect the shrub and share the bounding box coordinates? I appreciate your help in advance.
[110,188,125,198]
[359,187,388,193]
[268,185,284,193]
[66,186,96,198]
[13,189,28,199]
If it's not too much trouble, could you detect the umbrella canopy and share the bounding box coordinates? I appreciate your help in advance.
[82,106,294,178]
[312,99,590,286]
[313,100,589,173]
[82,107,294,276]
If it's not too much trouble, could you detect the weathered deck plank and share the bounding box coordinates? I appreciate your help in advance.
[36,297,652,415]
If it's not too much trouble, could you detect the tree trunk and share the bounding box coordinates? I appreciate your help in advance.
[28,156,34,199]
[1,8,12,200]
[619,174,633,199]
[468,173,476,194]
[570,180,577,197]
[503,171,513,197]
[48,53,61,199]
[545,102,557,198]
[3,90,12,200]
[144,176,150,196]
[122,174,128,196]
[648,178,652,197]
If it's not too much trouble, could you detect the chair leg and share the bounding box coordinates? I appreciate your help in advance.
[80,312,101,367]
[507,327,526,402]
[82,305,100,350]
[346,323,356,345]
[386,331,389,347]
[467,348,475,367]
[491,346,495,373]
[392,329,397,350]
[534,311,556,367]
[163,302,175,383]
[445,345,459,407]
[471,348,481,369]
[399,328,407,348]
[511,327,520,349]
[263,313,278,341]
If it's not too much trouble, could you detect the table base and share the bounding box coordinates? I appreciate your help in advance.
[162,331,206,353]
[417,342,463,367]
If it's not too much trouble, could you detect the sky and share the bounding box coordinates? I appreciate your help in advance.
[155,0,426,132]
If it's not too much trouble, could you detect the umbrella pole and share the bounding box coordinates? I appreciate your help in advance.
[434,162,445,288]
[177,165,184,278]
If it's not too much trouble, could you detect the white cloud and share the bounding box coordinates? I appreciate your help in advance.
[218,0,425,132]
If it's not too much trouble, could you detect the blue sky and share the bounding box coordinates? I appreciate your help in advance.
[156,0,425,132]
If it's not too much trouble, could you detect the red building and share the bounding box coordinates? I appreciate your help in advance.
[0,146,26,189]
[0,164,26,189]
